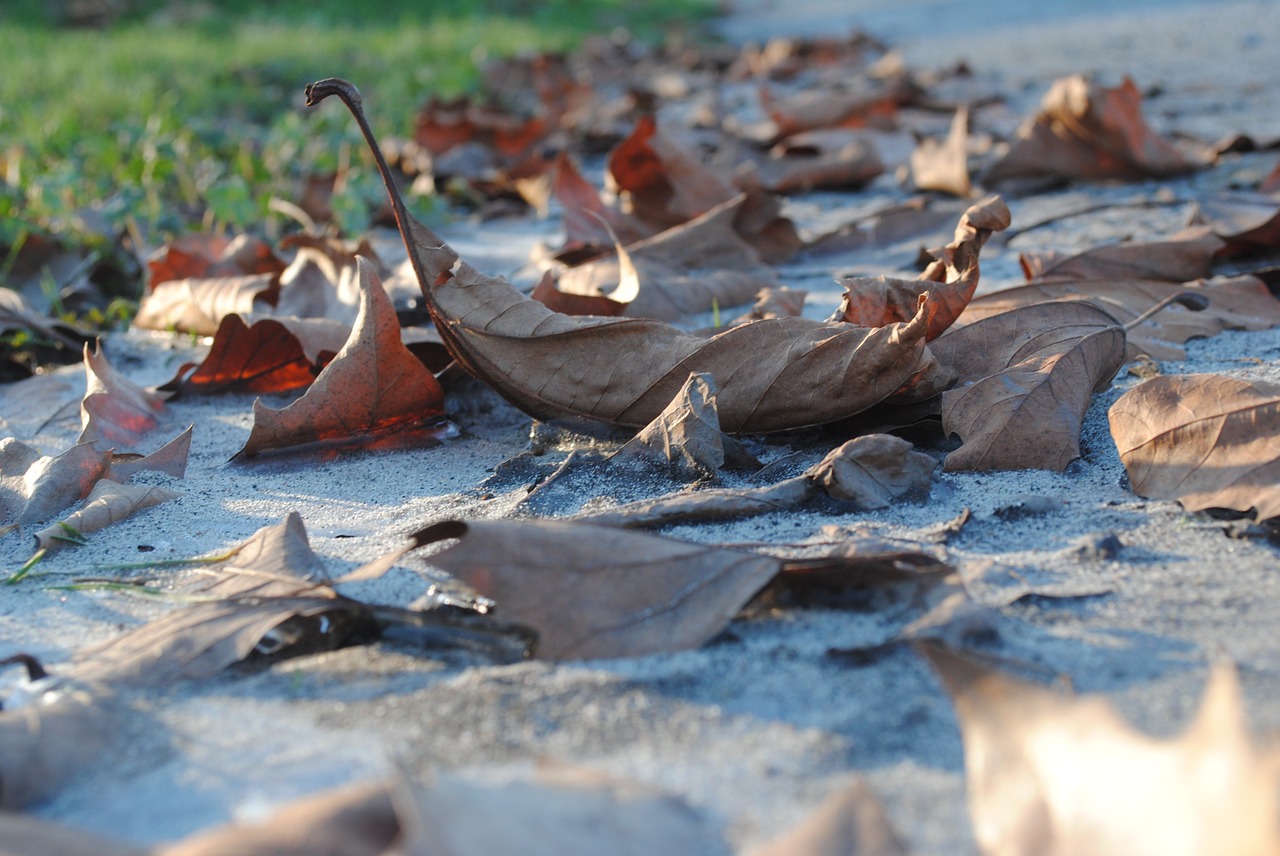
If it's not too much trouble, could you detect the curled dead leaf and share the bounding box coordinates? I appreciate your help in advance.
[33,480,181,552]
[78,341,166,448]
[306,78,936,435]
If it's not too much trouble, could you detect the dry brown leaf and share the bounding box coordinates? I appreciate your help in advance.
[578,434,933,528]
[78,341,166,448]
[0,439,111,527]
[306,78,937,435]
[414,95,547,160]
[1189,193,1280,259]
[406,766,730,856]
[959,275,1280,360]
[34,480,181,551]
[922,642,1280,856]
[1018,228,1223,282]
[403,518,779,660]
[147,232,284,288]
[133,271,277,336]
[0,677,122,809]
[161,314,350,396]
[740,129,885,193]
[159,780,400,856]
[546,194,778,321]
[234,259,447,460]
[613,372,759,479]
[1109,374,1280,520]
[760,78,907,139]
[910,106,971,197]
[728,287,808,325]
[746,780,909,856]
[984,75,1199,187]
[834,195,1010,341]
[272,236,387,326]
[931,301,1125,471]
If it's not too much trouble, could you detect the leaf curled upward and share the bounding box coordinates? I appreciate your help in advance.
[305,78,940,433]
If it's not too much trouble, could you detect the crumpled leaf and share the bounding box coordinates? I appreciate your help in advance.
[162,313,351,396]
[403,518,779,660]
[1018,228,1223,282]
[160,780,400,856]
[984,75,1199,187]
[541,194,779,321]
[834,196,1011,341]
[921,642,1280,856]
[34,480,181,551]
[406,766,731,856]
[0,674,123,809]
[578,434,933,528]
[234,258,447,460]
[306,77,937,434]
[1109,374,1280,521]
[0,438,111,527]
[910,106,971,197]
[78,341,166,448]
[605,114,801,262]
[745,780,909,856]
[931,301,1126,471]
[959,275,1280,361]
[613,372,759,479]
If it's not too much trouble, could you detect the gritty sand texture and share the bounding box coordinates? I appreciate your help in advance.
[3,1,1280,852]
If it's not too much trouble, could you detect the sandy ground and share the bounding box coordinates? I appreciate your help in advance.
[3,1,1280,852]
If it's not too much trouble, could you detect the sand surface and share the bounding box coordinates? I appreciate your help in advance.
[3,1,1280,852]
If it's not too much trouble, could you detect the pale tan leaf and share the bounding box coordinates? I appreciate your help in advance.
[133,272,277,336]
[106,425,193,482]
[34,480,180,551]
[0,439,112,527]
[922,643,1280,856]
[910,106,971,197]
[1109,374,1280,520]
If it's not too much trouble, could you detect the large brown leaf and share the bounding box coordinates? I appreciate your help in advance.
[931,301,1126,471]
[1109,374,1280,520]
[834,196,1011,341]
[922,642,1280,856]
[984,75,1199,187]
[403,518,779,660]
[304,78,936,434]
[234,258,447,459]
[959,275,1280,361]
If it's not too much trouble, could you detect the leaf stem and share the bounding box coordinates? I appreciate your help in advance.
[1123,291,1209,332]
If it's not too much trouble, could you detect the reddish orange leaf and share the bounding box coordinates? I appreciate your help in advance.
[233,259,447,459]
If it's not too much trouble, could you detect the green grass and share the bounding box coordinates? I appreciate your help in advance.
[0,0,714,249]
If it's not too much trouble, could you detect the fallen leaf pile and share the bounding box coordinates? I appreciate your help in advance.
[5,17,1280,856]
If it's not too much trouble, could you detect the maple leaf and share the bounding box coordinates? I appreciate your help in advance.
[233,258,447,460]
[304,78,938,435]
[984,75,1200,188]
[922,642,1280,856]
[1109,373,1280,520]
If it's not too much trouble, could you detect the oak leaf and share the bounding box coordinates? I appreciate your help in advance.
[959,275,1280,361]
[922,642,1280,856]
[931,301,1126,471]
[834,195,1011,341]
[404,518,779,660]
[984,75,1199,188]
[1109,374,1280,520]
[233,258,447,460]
[305,78,937,435]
